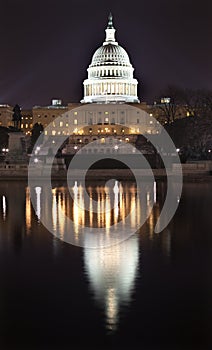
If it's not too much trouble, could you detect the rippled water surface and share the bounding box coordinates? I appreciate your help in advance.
[0,180,211,350]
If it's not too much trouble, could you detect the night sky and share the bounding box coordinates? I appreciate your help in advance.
[0,0,211,108]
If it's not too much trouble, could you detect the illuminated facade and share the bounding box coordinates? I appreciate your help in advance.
[0,105,13,127]
[81,13,139,104]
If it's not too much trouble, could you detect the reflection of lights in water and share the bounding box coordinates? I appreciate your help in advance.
[72,184,85,240]
[97,187,101,228]
[25,187,31,233]
[130,188,136,229]
[113,181,119,194]
[73,181,78,194]
[35,187,41,220]
[106,288,118,330]
[89,188,93,227]
[73,185,79,236]
[2,195,6,220]
[51,188,68,240]
[149,211,154,239]
[52,188,57,231]
[154,181,157,203]
[136,194,141,227]
[84,235,139,332]
[58,193,65,236]
[113,181,119,224]
[49,181,160,248]
[105,193,111,233]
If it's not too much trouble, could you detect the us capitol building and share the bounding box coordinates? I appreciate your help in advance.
[0,14,161,153]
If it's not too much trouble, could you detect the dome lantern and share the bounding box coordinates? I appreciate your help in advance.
[104,12,117,45]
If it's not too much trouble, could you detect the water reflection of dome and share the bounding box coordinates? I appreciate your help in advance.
[84,235,139,331]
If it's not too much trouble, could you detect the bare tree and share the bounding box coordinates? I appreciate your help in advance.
[156,86,183,124]
[178,88,212,119]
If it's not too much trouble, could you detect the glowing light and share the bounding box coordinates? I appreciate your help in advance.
[154,181,157,203]
[52,188,57,231]
[113,181,119,223]
[73,181,78,194]
[25,187,31,233]
[35,187,41,220]
[2,195,6,220]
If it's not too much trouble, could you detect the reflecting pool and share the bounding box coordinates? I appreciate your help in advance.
[0,180,211,350]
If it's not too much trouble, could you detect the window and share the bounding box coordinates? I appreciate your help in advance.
[137,118,139,124]
[52,130,56,136]
[60,121,63,127]
[161,97,170,104]
[74,112,78,115]
[74,119,78,125]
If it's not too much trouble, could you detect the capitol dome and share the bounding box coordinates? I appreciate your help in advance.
[90,44,131,67]
[81,14,139,104]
